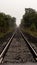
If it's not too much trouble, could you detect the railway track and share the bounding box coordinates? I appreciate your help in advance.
[0,29,37,64]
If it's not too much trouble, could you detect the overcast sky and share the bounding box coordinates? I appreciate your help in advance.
[0,0,37,26]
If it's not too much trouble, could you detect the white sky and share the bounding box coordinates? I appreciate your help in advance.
[0,0,37,26]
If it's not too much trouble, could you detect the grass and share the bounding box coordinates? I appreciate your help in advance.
[21,28,37,38]
[0,32,5,38]
[0,27,14,38]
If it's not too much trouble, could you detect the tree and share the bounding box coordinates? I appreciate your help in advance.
[21,8,37,30]
[0,12,16,33]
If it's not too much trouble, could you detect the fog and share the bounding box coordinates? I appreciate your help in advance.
[0,0,37,26]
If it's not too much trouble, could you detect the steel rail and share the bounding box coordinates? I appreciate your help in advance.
[20,30,37,61]
[0,31,16,63]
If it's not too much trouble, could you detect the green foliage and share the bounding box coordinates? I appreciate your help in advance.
[0,12,16,33]
[30,23,36,31]
[21,8,37,31]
